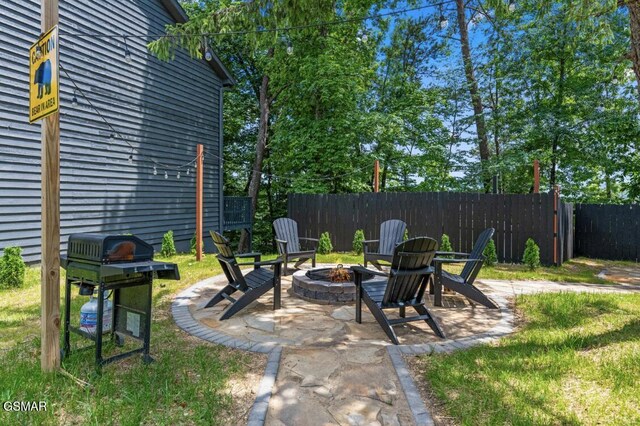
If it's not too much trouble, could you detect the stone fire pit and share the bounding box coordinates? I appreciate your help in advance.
[291,266,375,305]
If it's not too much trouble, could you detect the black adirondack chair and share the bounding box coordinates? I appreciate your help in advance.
[204,231,283,320]
[273,218,318,275]
[363,219,407,270]
[353,237,445,345]
[432,228,498,309]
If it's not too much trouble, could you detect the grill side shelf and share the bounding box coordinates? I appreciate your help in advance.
[100,261,180,280]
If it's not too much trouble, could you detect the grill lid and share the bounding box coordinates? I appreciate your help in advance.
[66,233,154,264]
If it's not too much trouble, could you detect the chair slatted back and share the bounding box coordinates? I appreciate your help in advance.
[460,228,495,282]
[273,218,301,254]
[378,219,407,255]
[381,237,438,307]
[210,231,249,291]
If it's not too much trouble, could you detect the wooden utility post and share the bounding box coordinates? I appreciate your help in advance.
[533,159,540,193]
[373,160,379,193]
[196,144,203,261]
[40,0,60,372]
[553,185,559,266]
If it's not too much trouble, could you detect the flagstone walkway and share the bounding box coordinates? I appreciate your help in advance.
[171,265,640,426]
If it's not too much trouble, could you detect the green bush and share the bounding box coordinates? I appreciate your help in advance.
[403,229,409,241]
[190,233,204,255]
[440,234,453,258]
[483,239,498,267]
[523,238,541,270]
[318,232,333,255]
[352,230,365,255]
[0,246,26,288]
[161,230,176,257]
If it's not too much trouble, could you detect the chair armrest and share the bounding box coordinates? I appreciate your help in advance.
[390,266,434,277]
[275,239,288,254]
[237,259,283,267]
[432,257,483,264]
[299,237,319,250]
[351,265,389,277]
[299,237,319,242]
[363,239,379,254]
[237,252,262,260]
[363,239,379,244]
[436,251,470,257]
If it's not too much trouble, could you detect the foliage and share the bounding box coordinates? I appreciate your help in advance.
[161,230,176,257]
[352,229,365,255]
[483,239,498,267]
[403,228,409,241]
[190,233,204,256]
[523,238,541,270]
[0,247,25,289]
[318,232,333,255]
[417,292,640,425]
[440,234,453,258]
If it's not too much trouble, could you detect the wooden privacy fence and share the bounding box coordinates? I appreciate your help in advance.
[575,204,639,261]
[288,192,572,265]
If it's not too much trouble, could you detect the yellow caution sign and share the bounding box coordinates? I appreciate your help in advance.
[29,26,59,123]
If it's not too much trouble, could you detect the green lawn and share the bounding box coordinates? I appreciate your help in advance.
[413,292,640,425]
[0,254,254,425]
[0,252,633,424]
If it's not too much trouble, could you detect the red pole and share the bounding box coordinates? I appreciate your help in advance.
[533,159,540,193]
[373,160,379,193]
[196,144,203,261]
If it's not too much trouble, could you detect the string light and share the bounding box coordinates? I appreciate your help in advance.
[286,45,294,55]
[203,37,213,61]
[153,165,157,175]
[177,171,181,179]
[123,35,132,63]
[438,5,449,30]
[109,133,115,142]
[35,44,43,59]
[128,152,133,164]
[186,168,190,175]
[71,90,78,106]
[164,171,168,179]
[508,0,516,12]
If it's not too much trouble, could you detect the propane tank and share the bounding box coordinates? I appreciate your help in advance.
[80,291,113,334]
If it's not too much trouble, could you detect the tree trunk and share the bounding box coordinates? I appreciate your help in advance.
[455,0,491,191]
[550,51,566,190]
[238,72,271,252]
[628,1,640,102]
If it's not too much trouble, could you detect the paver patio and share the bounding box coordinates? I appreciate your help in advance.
[173,265,640,426]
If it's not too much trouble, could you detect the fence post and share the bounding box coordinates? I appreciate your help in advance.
[553,185,559,266]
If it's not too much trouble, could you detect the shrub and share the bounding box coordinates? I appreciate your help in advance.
[483,239,498,267]
[161,230,176,257]
[440,234,453,258]
[190,233,204,256]
[352,230,365,255]
[523,238,540,270]
[403,229,409,241]
[0,246,26,288]
[318,232,333,255]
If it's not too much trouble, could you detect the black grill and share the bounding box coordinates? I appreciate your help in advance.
[61,233,180,369]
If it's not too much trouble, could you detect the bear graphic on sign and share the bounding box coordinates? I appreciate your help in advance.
[34,59,52,99]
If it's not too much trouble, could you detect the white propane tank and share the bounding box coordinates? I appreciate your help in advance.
[79,292,113,334]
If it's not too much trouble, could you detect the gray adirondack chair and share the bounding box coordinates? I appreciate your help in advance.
[352,237,445,345]
[204,231,282,320]
[432,228,498,309]
[364,219,407,270]
[273,218,318,275]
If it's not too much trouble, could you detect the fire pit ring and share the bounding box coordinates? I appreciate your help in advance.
[291,266,375,305]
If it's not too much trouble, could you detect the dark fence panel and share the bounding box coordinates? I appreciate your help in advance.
[575,204,639,261]
[288,192,562,265]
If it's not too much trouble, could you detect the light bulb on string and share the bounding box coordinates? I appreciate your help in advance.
[123,35,132,63]
[109,133,115,142]
[128,153,133,164]
[203,36,213,61]
[164,171,168,179]
[71,90,78,107]
[186,168,190,176]
[439,15,449,30]
[177,171,181,179]
[153,165,157,175]
[35,44,43,60]
[286,45,293,55]
[508,0,516,12]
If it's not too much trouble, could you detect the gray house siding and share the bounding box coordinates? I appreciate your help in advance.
[0,0,227,262]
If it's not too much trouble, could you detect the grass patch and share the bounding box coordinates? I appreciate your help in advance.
[415,292,640,425]
[0,253,256,425]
